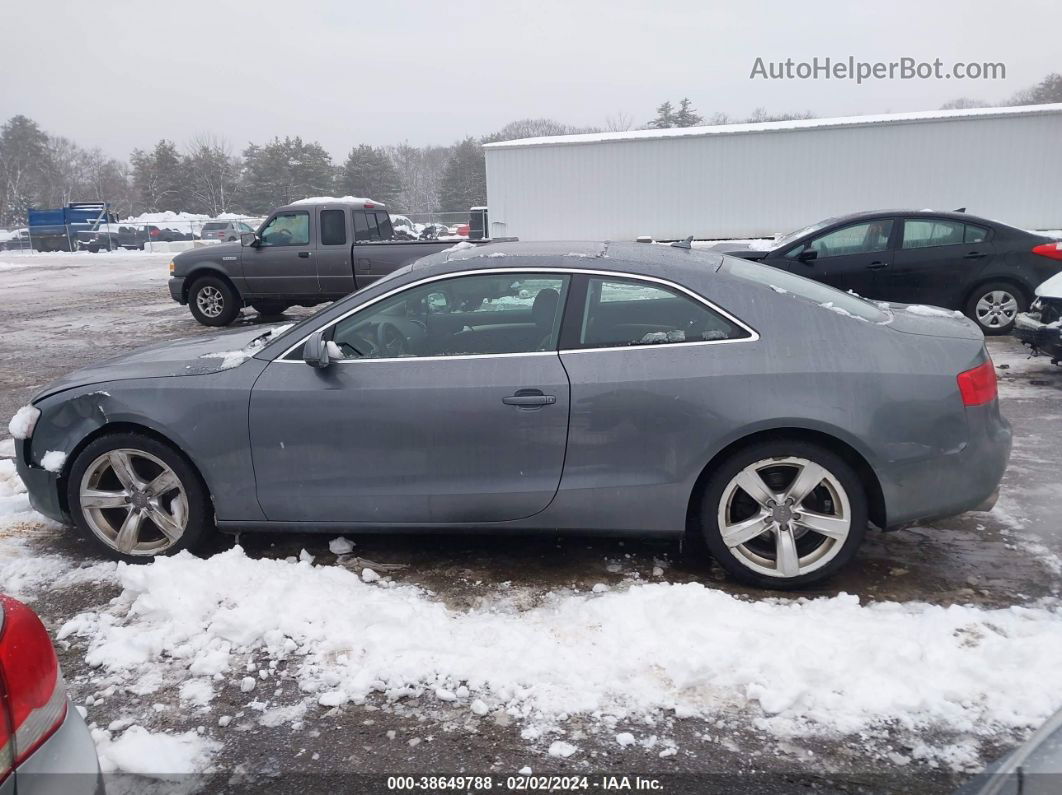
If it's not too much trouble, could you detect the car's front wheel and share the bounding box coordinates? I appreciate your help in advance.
[700,440,867,589]
[965,282,1026,335]
[66,433,214,562]
[188,275,240,326]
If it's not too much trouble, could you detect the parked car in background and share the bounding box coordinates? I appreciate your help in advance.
[0,228,31,251]
[1014,269,1062,363]
[146,225,194,243]
[199,220,255,242]
[718,210,1062,334]
[20,242,1010,589]
[168,197,504,326]
[0,594,103,794]
[418,223,451,240]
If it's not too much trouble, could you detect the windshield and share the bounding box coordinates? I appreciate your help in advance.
[721,256,888,322]
[770,218,837,251]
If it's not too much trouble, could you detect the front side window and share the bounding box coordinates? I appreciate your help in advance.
[901,219,965,249]
[259,212,310,247]
[328,273,570,359]
[793,220,894,258]
[320,209,347,245]
[576,277,749,349]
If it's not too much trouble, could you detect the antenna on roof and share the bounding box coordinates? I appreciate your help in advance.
[953,207,966,213]
[671,236,694,249]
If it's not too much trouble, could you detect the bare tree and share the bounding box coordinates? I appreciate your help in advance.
[604,111,634,132]
[185,133,240,215]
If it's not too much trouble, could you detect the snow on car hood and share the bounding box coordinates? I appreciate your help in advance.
[33,325,292,400]
[1035,272,1062,300]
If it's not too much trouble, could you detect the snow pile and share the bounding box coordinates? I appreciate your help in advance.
[199,324,294,371]
[41,450,66,473]
[906,305,965,319]
[57,546,1062,750]
[443,241,477,259]
[8,405,38,439]
[819,301,868,322]
[93,724,219,778]
[290,196,378,207]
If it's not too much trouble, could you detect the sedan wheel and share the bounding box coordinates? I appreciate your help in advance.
[702,442,867,588]
[967,283,1025,335]
[67,433,213,561]
[79,449,188,556]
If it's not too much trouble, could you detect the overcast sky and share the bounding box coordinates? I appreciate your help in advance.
[2,0,1058,159]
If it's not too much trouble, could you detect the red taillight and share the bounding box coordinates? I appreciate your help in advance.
[1032,242,1062,261]
[0,596,67,778]
[957,359,998,406]
[364,203,375,209]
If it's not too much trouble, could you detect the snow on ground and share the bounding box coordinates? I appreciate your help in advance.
[3,433,1062,775]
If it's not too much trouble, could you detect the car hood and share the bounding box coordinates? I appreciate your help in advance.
[1035,271,1062,300]
[173,241,242,266]
[33,326,283,401]
[884,302,984,341]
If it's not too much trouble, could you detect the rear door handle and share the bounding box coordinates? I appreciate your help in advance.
[866,261,888,270]
[298,251,311,258]
[964,251,986,259]
[503,389,556,407]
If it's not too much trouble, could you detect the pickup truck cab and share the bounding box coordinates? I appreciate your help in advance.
[169,197,489,326]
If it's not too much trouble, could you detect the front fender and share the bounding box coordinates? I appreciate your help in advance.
[26,370,267,523]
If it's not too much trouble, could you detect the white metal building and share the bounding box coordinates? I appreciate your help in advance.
[483,104,1062,241]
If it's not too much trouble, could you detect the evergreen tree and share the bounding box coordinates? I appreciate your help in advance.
[648,101,676,129]
[338,145,403,210]
[240,136,334,213]
[130,140,189,211]
[1009,73,1062,105]
[673,98,704,127]
[0,115,49,226]
[437,138,486,212]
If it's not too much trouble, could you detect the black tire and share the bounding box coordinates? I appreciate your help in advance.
[65,432,214,563]
[188,275,241,326]
[964,282,1027,336]
[700,439,868,590]
[251,301,289,317]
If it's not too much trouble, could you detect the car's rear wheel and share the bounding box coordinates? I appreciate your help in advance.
[188,275,240,326]
[251,301,289,317]
[66,433,213,562]
[965,282,1026,335]
[701,441,867,589]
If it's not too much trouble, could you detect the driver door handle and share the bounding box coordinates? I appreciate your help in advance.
[964,251,986,259]
[866,261,888,270]
[298,251,311,258]
[503,389,556,407]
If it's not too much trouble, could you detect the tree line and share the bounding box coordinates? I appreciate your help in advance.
[1,72,1057,227]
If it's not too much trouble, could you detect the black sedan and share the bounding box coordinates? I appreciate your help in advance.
[720,210,1062,334]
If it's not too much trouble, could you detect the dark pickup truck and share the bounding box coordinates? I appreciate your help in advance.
[168,198,494,326]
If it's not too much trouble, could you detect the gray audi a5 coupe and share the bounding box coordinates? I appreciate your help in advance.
[12,241,1011,589]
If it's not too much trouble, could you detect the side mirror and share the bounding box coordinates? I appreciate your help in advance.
[303,331,332,369]
[240,232,259,247]
[797,248,818,263]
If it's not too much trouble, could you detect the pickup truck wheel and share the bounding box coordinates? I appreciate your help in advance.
[251,301,289,317]
[189,276,240,326]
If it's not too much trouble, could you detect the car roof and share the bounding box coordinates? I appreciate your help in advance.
[824,208,997,226]
[412,240,725,279]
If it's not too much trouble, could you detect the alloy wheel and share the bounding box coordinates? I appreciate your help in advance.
[974,290,1018,329]
[78,449,188,556]
[196,285,225,318]
[717,456,851,579]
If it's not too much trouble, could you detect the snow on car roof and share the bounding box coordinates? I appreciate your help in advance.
[289,196,383,208]
[484,103,1062,149]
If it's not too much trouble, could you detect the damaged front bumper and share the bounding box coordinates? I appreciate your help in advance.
[1013,305,1062,361]
[14,438,68,524]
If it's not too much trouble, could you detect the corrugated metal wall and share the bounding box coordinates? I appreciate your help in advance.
[484,112,1062,240]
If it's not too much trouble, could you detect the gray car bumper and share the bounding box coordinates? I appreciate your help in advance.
[168,276,185,304]
[14,700,103,795]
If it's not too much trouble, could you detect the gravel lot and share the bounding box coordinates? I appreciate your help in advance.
[2,251,1062,794]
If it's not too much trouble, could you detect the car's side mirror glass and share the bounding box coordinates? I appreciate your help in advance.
[240,232,259,247]
[797,248,818,263]
[303,331,332,369]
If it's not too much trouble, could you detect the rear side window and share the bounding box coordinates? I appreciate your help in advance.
[573,277,749,349]
[902,219,965,249]
[320,209,346,245]
[353,212,370,241]
[375,213,394,240]
[964,224,989,244]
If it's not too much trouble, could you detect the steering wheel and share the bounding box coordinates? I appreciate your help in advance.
[376,321,409,357]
